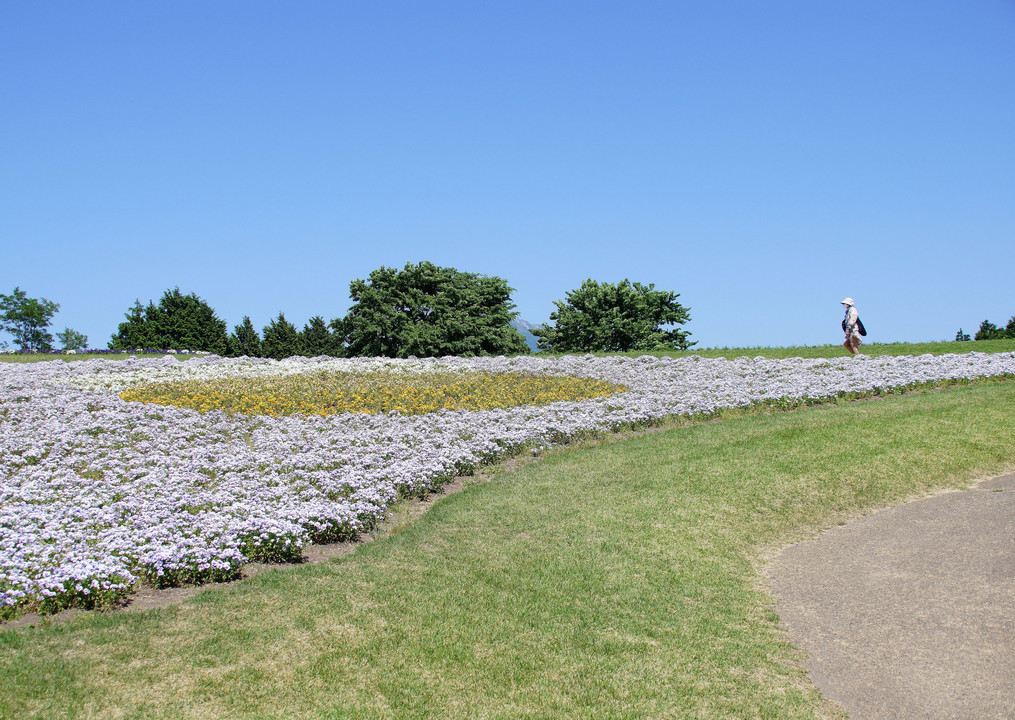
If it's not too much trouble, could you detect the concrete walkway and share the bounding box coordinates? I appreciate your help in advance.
[768,472,1015,719]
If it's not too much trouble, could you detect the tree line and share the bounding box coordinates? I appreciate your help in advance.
[1,261,696,357]
[955,316,1015,342]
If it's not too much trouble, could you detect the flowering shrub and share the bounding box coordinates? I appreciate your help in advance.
[2,351,1015,618]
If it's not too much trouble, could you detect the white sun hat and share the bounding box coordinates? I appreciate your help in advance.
[840,297,854,306]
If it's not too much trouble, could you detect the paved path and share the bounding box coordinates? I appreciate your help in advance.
[767,473,1015,719]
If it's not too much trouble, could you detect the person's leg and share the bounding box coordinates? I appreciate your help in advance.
[850,335,862,355]
[844,337,856,354]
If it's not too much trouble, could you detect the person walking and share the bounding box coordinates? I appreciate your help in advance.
[841,297,862,355]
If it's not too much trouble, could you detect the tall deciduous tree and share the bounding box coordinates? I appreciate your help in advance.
[341,261,529,358]
[533,279,694,353]
[109,288,228,353]
[0,287,61,352]
[56,328,89,351]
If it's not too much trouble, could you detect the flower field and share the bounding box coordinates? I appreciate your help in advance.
[119,369,625,416]
[3,351,1015,618]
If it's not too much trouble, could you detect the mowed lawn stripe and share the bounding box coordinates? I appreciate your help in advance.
[2,381,1014,719]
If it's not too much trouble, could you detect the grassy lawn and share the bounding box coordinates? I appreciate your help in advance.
[2,379,1013,719]
[589,337,1015,360]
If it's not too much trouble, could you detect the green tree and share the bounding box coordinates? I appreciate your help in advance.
[227,316,262,357]
[56,328,89,351]
[0,287,61,352]
[974,319,1002,341]
[110,300,159,349]
[954,328,971,342]
[261,312,303,360]
[109,288,228,353]
[533,279,694,353]
[301,315,343,357]
[1006,316,1015,339]
[341,261,529,358]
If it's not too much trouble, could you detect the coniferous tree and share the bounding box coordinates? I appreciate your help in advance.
[149,288,228,352]
[261,312,302,359]
[227,316,262,357]
[109,288,227,353]
[111,300,158,349]
[974,319,1002,341]
[301,315,342,357]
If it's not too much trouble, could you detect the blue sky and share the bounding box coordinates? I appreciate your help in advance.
[3,1,1013,350]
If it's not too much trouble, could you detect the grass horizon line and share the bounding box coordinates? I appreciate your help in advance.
[3,337,1015,364]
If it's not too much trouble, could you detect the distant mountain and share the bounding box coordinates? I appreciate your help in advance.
[511,319,543,352]
[512,318,543,332]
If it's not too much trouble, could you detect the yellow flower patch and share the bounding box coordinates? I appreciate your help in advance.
[119,370,627,417]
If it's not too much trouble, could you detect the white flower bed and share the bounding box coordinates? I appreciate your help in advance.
[2,352,1014,616]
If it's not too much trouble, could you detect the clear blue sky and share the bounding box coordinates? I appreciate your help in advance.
[3,1,1013,350]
